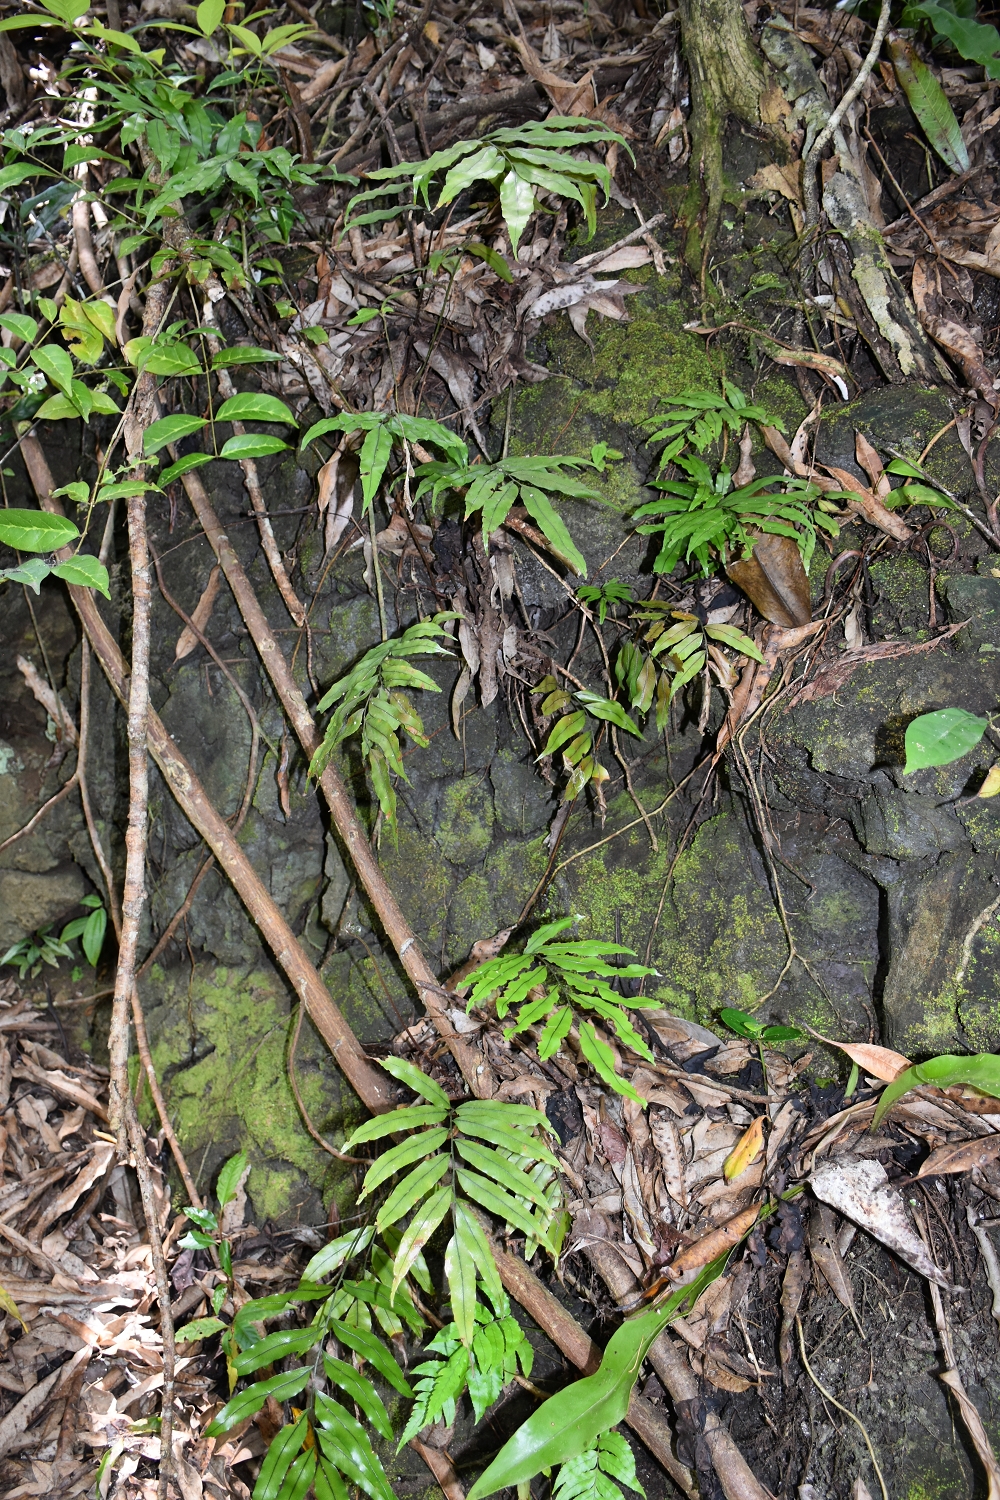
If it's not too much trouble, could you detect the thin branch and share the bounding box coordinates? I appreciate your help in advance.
[803,0,892,229]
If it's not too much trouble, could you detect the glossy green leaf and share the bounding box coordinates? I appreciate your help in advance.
[904,2,1000,80]
[251,1415,307,1500]
[143,346,203,377]
[520,483,588,576]
[704,623,764,662]
[455,1115,560,1168]
[873,1052,1000,1129]
[32,344,74,398]
[144,413,207,456]
[498,168,536,254]
[444,1224,477,1347]
[0,313,37,345]
[466,1254,734,1499]
[454,1167,553,1247]
[232,1327,321,1376]
[903,707,987,773]
[315,1395,396,1500]
[216,392,297,426]
[543,711,587,758]
[888,35,970,173]
[451,1200,505,1314]
[159,452,214,484]
[574,692,641,737]
[0,509,79,553]
[275,1449,317,1500]
[196,0,225,34]
[330,1319,412,1395]
[345,1105,448,1148]
[455,1100,552,1133]
[578,1022,646,1106]
[301,1224,375,1282]
[454,1139,552,1209]
[323,1356,394,1441]
[205,1368,311,1435]
[0,560,50,592]
[212,346,284,366]
[217,1150,249,1208]
[390,1185,454,1299]
[376,1153,450,1231]
[51,555,110,598]
[315,1456,350,1500]
[358,423,394,511]
[219,434,289,460]
[360,1129,449,1199]
[379,1054,451,1107]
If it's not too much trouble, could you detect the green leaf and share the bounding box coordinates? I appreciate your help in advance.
[904,1,1000,78]
[233,1327,322,1374]
[454,1167,553,1248]
[498,167,536,255]
[704,623,764,662]
[903,707,987,773]
[212,347,284,367]
[205,1368,311,1435]
[718,1006,764,1039]
[452,1199,505,1314]
[0,164,48,192]
[51,555,110,598]
[455,1115,559,1168]
[888,35,970,173]
[159,452,214,484]
[897,482,955,509]
[315,1395,396,1500]
[379,1054,451,1107]
[217,1150,249,1208]
[519,484,587,576]
[873,1052,1000,1129]
[275,1449,317,1500]
[216,392,297,426]
[144,413,207,457]
[323,1356,394,1441]
[543,711,587,758]
[578,1023,646,1106]
[344,1105,449,1147]
[455,1100,552,1133]
[32,344,74,398]
[454,1139,553,1209]
[359,423,394,511]
[176,1316,226,1343]
[444,1223,478,1348]
[391,1184,453,1299]
[34,394,82,422]
[330,1320,412,1396]
[196,0,225,33]
[466,242,514,282]
[219,434,289,460]
[0,509,79,553]
[359,1128,449,1199]
[301,1224,375,1282]
[141,346,203,377]
[466,1254,735,1499]
[376,1153,451,1231]
[574,692,641,737]
[252,1415,307,1500]
[0,313,37,345]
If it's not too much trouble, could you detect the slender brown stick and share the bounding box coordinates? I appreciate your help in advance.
[77,644,122,935]
[19,434,396,1123]
[130,980,204,1209]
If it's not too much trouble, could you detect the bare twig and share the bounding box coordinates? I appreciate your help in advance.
[803,0,892,229]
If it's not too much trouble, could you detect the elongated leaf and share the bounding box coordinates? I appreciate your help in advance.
[176,1315,226,1343]
[213,346,284,367]
[277,1450,317,1500]
[466,1254,732,1499]
[391,1184,453,1298]
[499,168,536,255]
[873,1052,1000,1129]
[233,1327,321,1375]
[316,1456,350,1500]
[206,1368,311,1434]
[451,1200,505,1314]
[360,1128,449,1199]
[906,1,1000,78]
[160,451,214,484]
[144,413,207,456]
[330,1319,412,1395]
[219,434,289,460]
[704,622,764,662]
[456,1116,559,1168]
[0,313,37,345]
[888,35,970,173]
[455,1100,551,1132]
[903,707,987,773]
[574,692,640,736]
[142,346,203,377]
[454,1139,552,1209]
[519,484,587,576]
[379,1055,451,1107]
[32,344,74,397]
[577,1022,645,1106]
[323,1356,393,1441]
[454,1167,553,1247]
[52,555,110,598]
[0,509,79,553]
[315,1395,396,1500]
[445,1226,477,1349]
[359,423,394,511]
[376,1154,450,1231]
[345,1105,449,1149]
[543,711,587,758]
[216,392,297,426]
[252,1416,307,1500]
[217,1149,249,1208]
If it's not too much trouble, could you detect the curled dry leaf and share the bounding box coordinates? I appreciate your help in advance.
[668,1205,759,1282]
[808,1203,861,1329]
[174,565,222,661]
[914,1135,1000,1181]
[810,1156,949,1286]
[723,1116,764,1182]
[820,464,914,543]
[727,532,812,627]
[812,1034,912,1083]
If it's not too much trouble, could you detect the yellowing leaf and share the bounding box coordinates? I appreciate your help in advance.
[979,765,1000,799]
[723,1115,764,1181]
[0,1282,26,1331]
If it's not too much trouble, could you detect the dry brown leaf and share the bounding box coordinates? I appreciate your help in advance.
[650,1111,688,1207]
[810,1156,949,1286]
[821,464,914,542]
[723,1116,765,1182]
[727,532,812,627]
[854,431,891,500]
[779,1249,809,1374]
[669,1205,759,1281]
[940,1369,1000,1498]
[808,1203,861,1328]
[914,1136,1000,1180]
[811,1034,912,1083]
[748,161,803,206]
[175,566,222,661]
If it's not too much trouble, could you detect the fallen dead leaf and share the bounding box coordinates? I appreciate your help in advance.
[723,1117,765,1182]
[810,1156,949,1286]
[914,1136,1000,1181]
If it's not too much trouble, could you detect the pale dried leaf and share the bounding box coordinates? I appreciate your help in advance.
[810,1156,949,1286]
